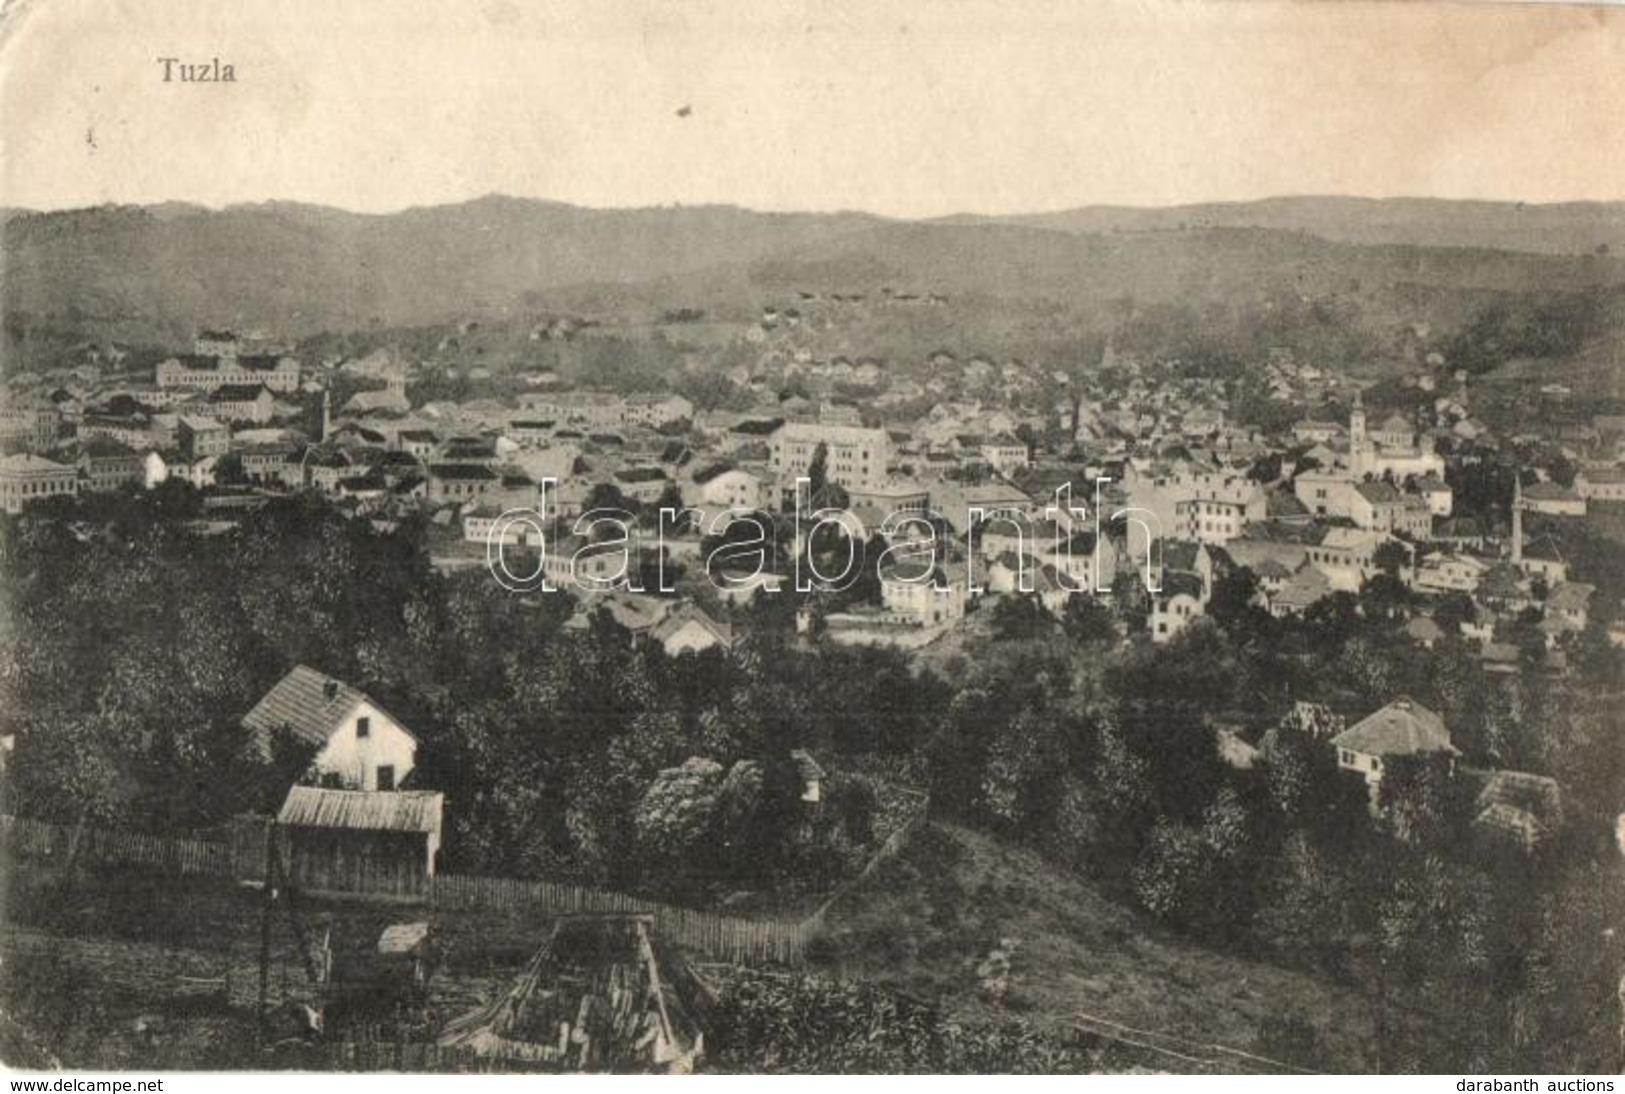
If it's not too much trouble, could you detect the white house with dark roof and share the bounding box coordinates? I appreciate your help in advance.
[208,384,275,423]
[650,601,733,656]
[242,665,418,791]
[880,557,968,627]
[1331,696,1458,804]
[1544,581,1595,633]
[979,432,1030,475]
[1150,569,1206,644]
[1414,475,1454,517]
[623,392,695,428]
[685,462,765,519]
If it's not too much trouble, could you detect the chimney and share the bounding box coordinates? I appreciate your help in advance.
[323,680,338,702]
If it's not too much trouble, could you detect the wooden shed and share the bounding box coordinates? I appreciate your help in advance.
[276,787,444,897]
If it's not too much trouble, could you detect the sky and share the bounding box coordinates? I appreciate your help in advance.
[2,0,1623,217]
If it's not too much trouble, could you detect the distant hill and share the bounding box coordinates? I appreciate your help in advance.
[955,196,1625,257]
[518,220,1625,355]
[0,197,885,339]
[731,219,1624,303]
[4,195,1624,365]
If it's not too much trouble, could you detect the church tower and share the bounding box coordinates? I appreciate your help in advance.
[1349,389,1371,477]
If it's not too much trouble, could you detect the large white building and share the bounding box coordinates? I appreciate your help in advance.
[0,403,61,451]
[1347,392,1444,481]
[770,422,893,493]
[1575,465,1625,502]
[157,351,301,393]
[1124,462,1267,552]
[0,453,79,513]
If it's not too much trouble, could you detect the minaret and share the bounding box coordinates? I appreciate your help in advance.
[1511,475,1524,565]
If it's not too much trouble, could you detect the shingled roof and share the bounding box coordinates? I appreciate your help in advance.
[790,748,825,783]
[278,786,442,834]
[1331,697,1457,758]
[650,602,732,648]
[1158,570,1204,601]
[1472,771,1562,850]
[242,665,413,750]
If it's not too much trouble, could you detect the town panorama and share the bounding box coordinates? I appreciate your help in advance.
[1,193,1622,1075]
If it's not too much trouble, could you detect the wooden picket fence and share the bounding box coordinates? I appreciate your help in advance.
[1,814,821,966]
[0,814,238,878]
[2,795,933,969]
[426,873,817,966]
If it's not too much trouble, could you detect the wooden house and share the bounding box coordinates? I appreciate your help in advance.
[242,665,418,791]
[276,786,444,896]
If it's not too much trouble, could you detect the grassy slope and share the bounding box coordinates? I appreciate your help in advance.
[812,821,1410,1072]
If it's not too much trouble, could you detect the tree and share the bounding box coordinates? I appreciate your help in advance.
[1358,573,1411,624]
[1547,454,1577,490]
[1432,592,1476,634]
[989,594,1051,642]
[1194,784,1260,935]
[1373,540,1410,578]
[1109,570,1149,632]
[584,481,636,515]
[1256,833,1351,970]
[924,687,1001,818]
[1208,567,1262,630]
[1301,591,1359,648]
[1131,819,1207,926]
[634,755,796,895]
[978,708,1064,833]
[636,757,730,889]
[1259,723,1369,845]
[7,712,124,829]
[1248,453,1283,484]
[1061,595,1117,644]
[653,482,689,526]
[1105,630,1232,822]
[1377,752,1465,848]
[806,442,830,498]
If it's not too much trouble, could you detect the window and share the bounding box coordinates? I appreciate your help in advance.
[356,716,371,739]
[376,765,395,791]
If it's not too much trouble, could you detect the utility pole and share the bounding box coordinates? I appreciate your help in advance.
[257,820,276,1050]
